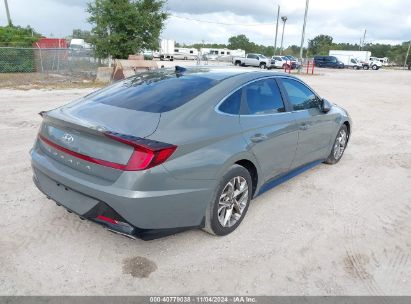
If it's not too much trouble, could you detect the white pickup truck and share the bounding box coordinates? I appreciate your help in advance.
[363,58,382,70]
[233,53,273,69]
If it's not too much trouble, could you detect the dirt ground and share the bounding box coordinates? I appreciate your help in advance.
[0,67,410,296]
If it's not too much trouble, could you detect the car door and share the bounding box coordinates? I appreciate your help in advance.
[238,78,299,182]
[246,54,258,66]
[274,56,283,68]
[278,77,336,168]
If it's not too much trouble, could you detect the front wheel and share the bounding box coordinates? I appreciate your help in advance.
[204,165,252,236]
[372,65,379,70]
[259,63,266,69]
[325,125,349,164]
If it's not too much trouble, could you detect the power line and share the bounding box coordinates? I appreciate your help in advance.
[169,14,274,27]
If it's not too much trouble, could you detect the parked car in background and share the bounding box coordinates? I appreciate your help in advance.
[31,67,351,240]
[314,56,345,69]
[362,58,382,70]
[284,55,301,69]
[233,53,272,69]
[271,55,298,69]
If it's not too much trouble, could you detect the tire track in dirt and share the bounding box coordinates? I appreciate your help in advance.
[343,199,411,299]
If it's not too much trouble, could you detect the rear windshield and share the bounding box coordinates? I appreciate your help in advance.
[85,70,220,113]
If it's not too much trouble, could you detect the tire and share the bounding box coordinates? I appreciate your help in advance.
[363,65,369,70]
[234,61,241,66]
[372,65,378,70]
[259,63,266,69]
[203,165,252,236]
[324,125,349,165]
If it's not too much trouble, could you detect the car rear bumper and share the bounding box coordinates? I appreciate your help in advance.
[31,146,215,239]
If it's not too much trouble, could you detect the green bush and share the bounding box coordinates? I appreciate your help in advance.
[0,48,36,72]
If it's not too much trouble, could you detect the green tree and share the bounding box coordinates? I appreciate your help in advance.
[308,34,333,55]
[71,29,92,43]
[228,35,254,53]
[87,0,167,59]
[0,25,41,47]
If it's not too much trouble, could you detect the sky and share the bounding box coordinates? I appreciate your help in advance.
[1,0,411,47]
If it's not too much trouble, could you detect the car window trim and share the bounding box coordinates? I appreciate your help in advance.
[215,76,291,117]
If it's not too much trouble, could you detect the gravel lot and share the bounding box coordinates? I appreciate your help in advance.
[0,67,410,295]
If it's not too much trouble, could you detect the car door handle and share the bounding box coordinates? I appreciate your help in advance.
[250,134,268,143]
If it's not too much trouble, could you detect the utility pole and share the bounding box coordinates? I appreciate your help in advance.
[4,0,12,26]
[273,4,280,56]
[279,16,287,55]
[404,40,411,69]
[360,29,366,51]
[299,0,309,61]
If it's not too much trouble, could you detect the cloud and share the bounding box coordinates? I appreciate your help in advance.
[1,0,410,46]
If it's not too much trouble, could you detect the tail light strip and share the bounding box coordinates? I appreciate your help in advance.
[38,133,176,171]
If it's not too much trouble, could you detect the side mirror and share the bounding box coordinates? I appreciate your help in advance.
[320,98,333,113]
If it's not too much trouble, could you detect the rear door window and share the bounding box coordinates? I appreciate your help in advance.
[242,78,285,115]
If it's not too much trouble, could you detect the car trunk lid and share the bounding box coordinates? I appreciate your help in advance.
[37,102,161,179]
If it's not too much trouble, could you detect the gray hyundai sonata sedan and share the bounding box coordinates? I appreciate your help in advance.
[31,67,351,240]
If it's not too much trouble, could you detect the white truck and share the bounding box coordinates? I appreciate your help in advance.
[233,53,272,69]
[329,50,382,70]
[159,39,174,61]
[362,59,382,70]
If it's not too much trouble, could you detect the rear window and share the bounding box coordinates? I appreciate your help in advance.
[85,71,220,113]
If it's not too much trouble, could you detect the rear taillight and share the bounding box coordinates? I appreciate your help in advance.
[104,132,177,171]
[38,132,176,172]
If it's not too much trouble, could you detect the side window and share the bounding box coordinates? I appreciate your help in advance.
[281,78,319,111]
[242,79,285,115]
[218,89,242,115]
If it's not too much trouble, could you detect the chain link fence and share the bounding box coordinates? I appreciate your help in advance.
[0,47,107,77]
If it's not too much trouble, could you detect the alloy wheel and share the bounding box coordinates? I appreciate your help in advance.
[217,176,249,228]
[333,129,348,160]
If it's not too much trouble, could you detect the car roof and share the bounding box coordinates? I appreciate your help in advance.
[166,66,300,81]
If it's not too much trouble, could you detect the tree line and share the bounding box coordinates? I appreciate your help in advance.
[0,0,409,65]
[180,34,410,64]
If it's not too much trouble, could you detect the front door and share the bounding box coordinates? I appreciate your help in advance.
[239,78,299,181]
[278,77,336,168]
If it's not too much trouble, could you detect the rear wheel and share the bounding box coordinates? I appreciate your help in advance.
[204,165,252,236]
[325,125,349,164]
[363,64,369,70]
[259,63,266,69]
